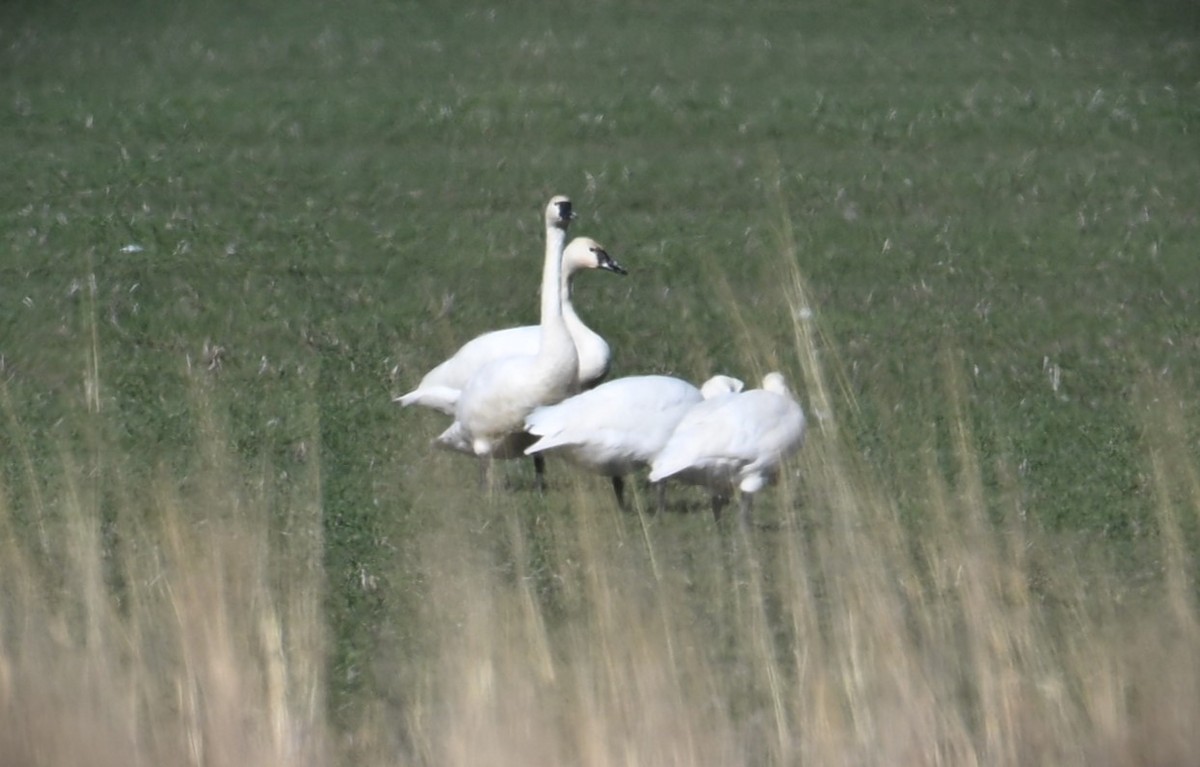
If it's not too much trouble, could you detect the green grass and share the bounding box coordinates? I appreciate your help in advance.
[2,0,1199,761]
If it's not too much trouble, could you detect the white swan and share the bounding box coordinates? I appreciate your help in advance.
[648,372,806,527]
[395,235,626,415]
[432,236,623,488]
[439,203,604,485]
[524,374,744,510]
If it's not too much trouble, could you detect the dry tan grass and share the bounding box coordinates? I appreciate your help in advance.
[390,249,1200,765]
[0,393,328,767]
[1,253,1197,766]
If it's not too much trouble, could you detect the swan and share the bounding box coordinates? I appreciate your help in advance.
[395,234,627,415]
[523,374,744,510]
[433,236,622,488]
[439,202,606,487]
[648,372,806,527]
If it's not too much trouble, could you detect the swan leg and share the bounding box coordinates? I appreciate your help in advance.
[653,481,666,514]
[532,454,546,494]
[477,458,495,493]
[611,475,627,511]
[737,492,754,531]
[711,493,729,522]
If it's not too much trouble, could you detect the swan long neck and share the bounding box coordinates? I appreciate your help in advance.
[539,225,575,368]
[559,269,582,329]
[542,226,568,326]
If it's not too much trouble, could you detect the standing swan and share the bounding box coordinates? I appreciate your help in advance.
[648,372,806,528]
[395,235,627,415]
[524,374,744,510]
[440,198,603,488]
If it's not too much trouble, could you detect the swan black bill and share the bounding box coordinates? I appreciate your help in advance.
[598,250,628,275]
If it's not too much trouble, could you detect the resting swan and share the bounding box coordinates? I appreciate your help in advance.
[648,372,806,527]
[523,374,744,510]
[395,231,626,415]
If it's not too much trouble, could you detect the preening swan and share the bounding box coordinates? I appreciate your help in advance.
[439,204,611,487]
[524,374,744,510]
[395,234,626,415]
[648,372,806,527]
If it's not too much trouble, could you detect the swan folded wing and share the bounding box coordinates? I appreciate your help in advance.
[647,392,803,484]
[646,400,735,482]
[526,377,693,435]
[523,377,704,482]
[721,393,800,458]
[409,325,541,396]
[724,394,807,492]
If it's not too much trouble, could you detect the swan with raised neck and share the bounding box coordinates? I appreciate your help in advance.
[395,227,625,413]
[443,196,596,459]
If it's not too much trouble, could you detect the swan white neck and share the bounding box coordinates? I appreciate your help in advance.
[542,226,568,325]
[538,224,576,376]
[559,268,584,329]
[560,276,607,383]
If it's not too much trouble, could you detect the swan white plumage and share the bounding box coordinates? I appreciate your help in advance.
[523,374,745,509]
[439,202,607,484]
[395,234,627,415]
[648,372,806,527]
[432,237,622,488]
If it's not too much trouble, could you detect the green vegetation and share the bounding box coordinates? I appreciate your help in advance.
[1,0,1198,763]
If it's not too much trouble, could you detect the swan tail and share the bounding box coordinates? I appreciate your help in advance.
[647,458,686,484]
[433,421,473,455]
[524,433,570,456]
[523,405,569,439]
[395,385,460,415]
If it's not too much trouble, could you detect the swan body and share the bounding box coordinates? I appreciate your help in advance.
[524,374,744,508]
[396,237,626,414]
[443,229,614,463]
[648,372,806,525]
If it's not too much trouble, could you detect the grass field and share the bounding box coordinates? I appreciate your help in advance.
[2,0,1199,763]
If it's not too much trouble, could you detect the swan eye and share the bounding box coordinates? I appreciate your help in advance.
[555,201,574,221]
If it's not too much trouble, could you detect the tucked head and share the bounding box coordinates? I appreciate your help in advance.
[545,195,575,229]
[761,372,792,396]
[700,374,745,399]
[563,236,627,275]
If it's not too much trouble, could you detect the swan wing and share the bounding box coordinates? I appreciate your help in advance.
[647,391,804,483]
[525,376,701,454]
[403,325,540,399]
[717,392,805,463]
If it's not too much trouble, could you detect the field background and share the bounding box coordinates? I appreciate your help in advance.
[2,0,1199,764]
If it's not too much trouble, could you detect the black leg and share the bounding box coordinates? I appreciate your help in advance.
[653,481,666,514]
[532,454,546,494]
[611,475,626,511]
[711,493,729,522]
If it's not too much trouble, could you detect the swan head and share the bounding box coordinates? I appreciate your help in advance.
[545,195,575,230]
[563,237,626,275]
[699,375,745,399]
[761,372,793,397]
